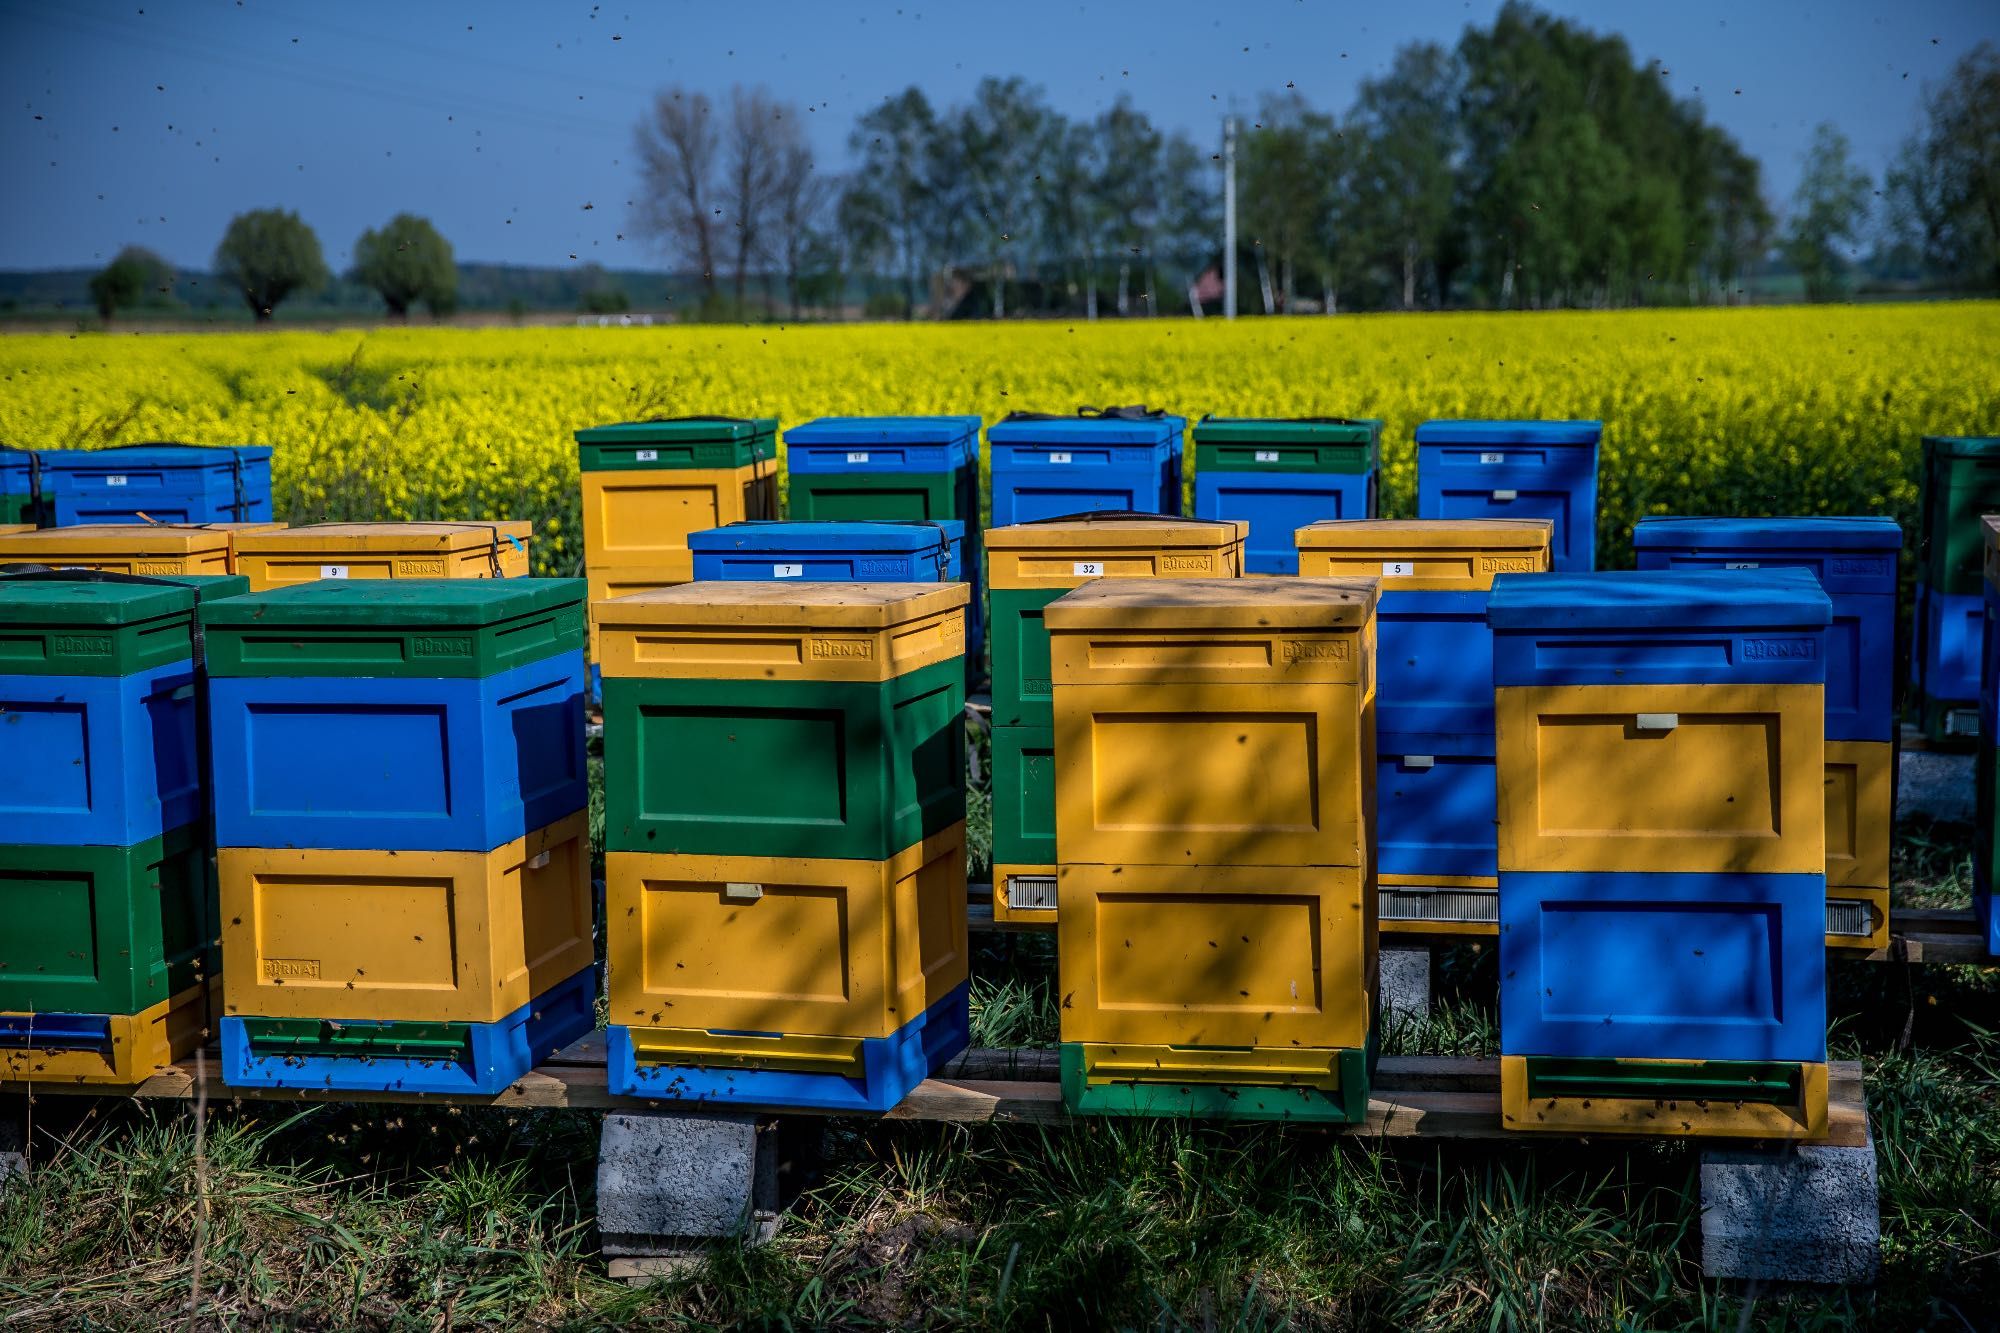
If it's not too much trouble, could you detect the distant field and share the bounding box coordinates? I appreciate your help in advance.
[2,303,1995,574]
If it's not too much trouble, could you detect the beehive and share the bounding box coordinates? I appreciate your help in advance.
[35,445,272,526]
[0,522,286,577]
[233,521,532,590]
[986,411,1184,527]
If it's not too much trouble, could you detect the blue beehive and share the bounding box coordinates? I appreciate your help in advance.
[38,445,272,526]
[784,416,981,474]
[689,520,962,584]
[206,651,588,852]
[1415,421,1601,572]
[1489,569,1832,1134]
[607,984,969,1111]
[1632,516,1899,741]
[987,410,1184,526]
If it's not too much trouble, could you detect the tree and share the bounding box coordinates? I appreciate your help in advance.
[1095,98,1166,316]
[213,209,329,321]
[1239,94,1330,313]
[1153,133,1219,314]
[721,86,788,310]
[1784,123,1872,302]
[772,144,837,318]
[1884,44,2000,291]
[351,214,456,318]
[953,77,1056,319]
[88,245,173,322]
[841,88,945,316]
[632,88,721,298]
[1351,44,1459,309]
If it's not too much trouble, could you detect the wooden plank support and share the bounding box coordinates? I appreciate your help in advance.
[17,1046,1868,1147]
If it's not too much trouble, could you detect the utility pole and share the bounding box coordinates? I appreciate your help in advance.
[1223,115,1238,320]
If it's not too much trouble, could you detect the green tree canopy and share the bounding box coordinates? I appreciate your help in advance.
[88,246,174,322]
[1784,123,1872,302]
[213,209,329,321]
[352,214,457,317]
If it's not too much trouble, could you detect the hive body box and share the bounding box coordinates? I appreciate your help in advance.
[1414,421,1601,572]
[0,575,248,1087]
[982,516,1246,926]
[1634,516,1901,950]
[986,413,1184,527]
[1491,569,1832,1139]
[1978,518,2000,957]
[597,581,972,1111]
[1191,418,1381,574]
[1914,437,2000,742]
[576,417,778,601]
[783,417,985,661]
[35,445,272,525]
[1048,577,1379,1121]
[234,522,532,591]
[205,578,594,1094]
[1297,518,1554,937]
[0,522,286,577]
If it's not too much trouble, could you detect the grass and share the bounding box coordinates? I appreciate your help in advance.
[4,824,1998,1328]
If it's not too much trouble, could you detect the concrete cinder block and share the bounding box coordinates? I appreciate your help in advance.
[596,1112,776,1254]
[1378,946,1432,1034]
[1700,1124,1881,1286]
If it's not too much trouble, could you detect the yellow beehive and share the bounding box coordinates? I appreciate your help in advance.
[219,811,592,1024]
[592,580,968,683]
[606,821,966,1041]
[1294,517,1553,588]
[984,516,1248,590]
[581,460,777,575]
[1493,683,1826,874]
[0,979,214,1087]
[1500,1056,1830,1140]
[1056,861,1373,1054]
[1825,739,1892,951]
[234,521,533,591]
[0,521,286,576]
[1047,577,1376,868]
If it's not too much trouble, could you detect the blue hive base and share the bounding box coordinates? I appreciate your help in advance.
[608,984,970,1112]
[219,966,597,1095]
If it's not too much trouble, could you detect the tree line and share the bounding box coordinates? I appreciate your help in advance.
[84,3,1997,324]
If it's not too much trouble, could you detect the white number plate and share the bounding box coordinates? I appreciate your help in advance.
[320,565,349,579]
[1048,451,1073,464]
[773,563,804,578]
[1725,561,1760,570]
[1478,452,1505,465]
[634,448,659,462]
[1255,450,1280,463]
[105,474,128,486]
[846,451,870,464]
[1072,560,1104,577]
[1382,560,1415,577]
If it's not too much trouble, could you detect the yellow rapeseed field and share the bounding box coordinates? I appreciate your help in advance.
[1,303,1995,575]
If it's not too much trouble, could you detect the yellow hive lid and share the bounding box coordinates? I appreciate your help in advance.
[985,516,1248,550]
[0,525,31,537]
[593,581,970,682]
[1295,518,1552,590]
[0,523,236,556]
[1044,576,1376,630]
[235,521,533,553]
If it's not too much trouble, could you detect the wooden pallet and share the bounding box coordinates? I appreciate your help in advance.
[27,1043,1867,1147]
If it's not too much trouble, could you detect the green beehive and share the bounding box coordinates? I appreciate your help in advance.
[201,578,586,678]
[1920,436,2000,596]
[574,417,778,472]
[0,581,202,676]
[1190,417,1382,473]
[0,825,213,1016]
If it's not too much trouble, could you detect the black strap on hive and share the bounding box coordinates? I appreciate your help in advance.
[998,405,1165,424]
[719,519,955,581]
[1020,509,1230,527]
[0,444,42,515]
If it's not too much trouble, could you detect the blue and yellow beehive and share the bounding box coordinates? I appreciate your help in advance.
[1297,518,1553,937]
[1,572,246,1086]
[596,581,971,1111]
[1490,569,1832,1139]
[1048,577,1379,1122]
[204,579,595,1095]
[1635,516,1901,951]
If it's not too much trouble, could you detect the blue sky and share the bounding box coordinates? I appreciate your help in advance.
[1,0,1994,272]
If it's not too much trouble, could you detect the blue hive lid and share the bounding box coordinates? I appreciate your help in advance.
[1414,420,1602,446]
[1633,515,1903,552]
[785,416,981,446]
[687,519,961,554]
[37,444,271,469]
[988,413,1186,446]
[1488,568,1832,631]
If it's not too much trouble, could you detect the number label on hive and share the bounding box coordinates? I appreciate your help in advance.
[105,475,128,486]
[1255,450,1281,463]
[1478,452,1505,465]
[846,451,870,464]
[634,449,659,462]
[1048,451,1073,464]
[1072,560,1104,577]
[320,564,349,578]
[1382,560,1415,577]
[774,562,804,578]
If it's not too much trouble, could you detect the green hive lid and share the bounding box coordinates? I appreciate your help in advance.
[1925,435,2000,457]
[1192,417,1381,445]
[201,577,587,678]
[575,417,778,471]
[0,578,198,675]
